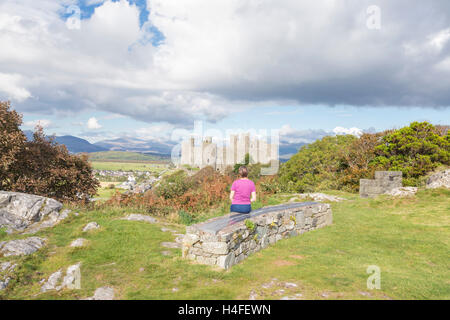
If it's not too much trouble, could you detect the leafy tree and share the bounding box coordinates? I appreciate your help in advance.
[0,101,99,202]
[0,101,26,189]
[372,122,449,185]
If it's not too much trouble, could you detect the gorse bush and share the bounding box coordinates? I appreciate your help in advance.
[372,122,449,186]
[279,135,357,192]
[178,210,194,225]
[278,122,449,192]
[0,101,99,202]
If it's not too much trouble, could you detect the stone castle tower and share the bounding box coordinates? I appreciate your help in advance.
[180,133,278,172]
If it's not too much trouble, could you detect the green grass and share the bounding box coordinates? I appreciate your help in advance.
[91,161,168,172]
[1,188,449,300]
[88,151,170,162]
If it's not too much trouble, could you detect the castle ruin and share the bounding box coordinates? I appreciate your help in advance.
[180,133,279,172]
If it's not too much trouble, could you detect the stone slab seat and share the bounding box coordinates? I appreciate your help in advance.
[197,202,317,235]
[182,202,333,269]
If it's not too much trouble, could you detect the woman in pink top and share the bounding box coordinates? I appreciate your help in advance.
[229,166,256,214]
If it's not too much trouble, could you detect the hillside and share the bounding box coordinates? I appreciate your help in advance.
[88,151,170,162]
[1,188,448,299]
[23,130,107,154]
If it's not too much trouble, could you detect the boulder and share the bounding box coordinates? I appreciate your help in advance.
[0,237,46,257]
[86,286,115,300]
[40,263,81,292]
[426,170,450,189]
[70,238,87,248]
[122,214,157,224]
[61,263,81,289]
[0,191,63,233]
[385,187,418,197]
[40,270,63,293]
[83,222,100,232]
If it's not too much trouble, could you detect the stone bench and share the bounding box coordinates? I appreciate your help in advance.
[182,202,333,269]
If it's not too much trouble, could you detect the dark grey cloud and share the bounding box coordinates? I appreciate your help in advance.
[1,0,449,129]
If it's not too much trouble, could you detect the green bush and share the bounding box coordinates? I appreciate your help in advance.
[178,210,194,225]
[279,135,356,192]
[372,122,449,186]
[154,170,193,199]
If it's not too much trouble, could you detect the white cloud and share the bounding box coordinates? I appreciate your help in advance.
[333,127,363,137]
[23,119,52,129]
[0,73,31,102]
[87,117,102,129]
[0,0,449,127]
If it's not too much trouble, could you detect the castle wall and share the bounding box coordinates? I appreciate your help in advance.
[179,133,278,171]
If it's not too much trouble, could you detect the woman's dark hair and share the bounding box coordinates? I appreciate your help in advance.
[238,166,248,178]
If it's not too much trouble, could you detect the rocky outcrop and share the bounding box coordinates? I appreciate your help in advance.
[426,170,450,189]
[0,237,46,257]
[40,263,81,292]
[385,187,418,197]
[0,191,63,233]
[24,209,71,235]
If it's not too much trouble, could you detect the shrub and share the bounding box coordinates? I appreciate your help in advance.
[372,122,449,186]
[0,101,99,202]
[279,135,357,192]
[178,210,194,225]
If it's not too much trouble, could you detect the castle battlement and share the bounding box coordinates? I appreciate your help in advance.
[180,133,278,172]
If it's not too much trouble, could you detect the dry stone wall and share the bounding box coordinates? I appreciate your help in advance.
[182,202,332,269]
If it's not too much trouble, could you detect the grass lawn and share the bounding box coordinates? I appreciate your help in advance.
[1,188,448,300]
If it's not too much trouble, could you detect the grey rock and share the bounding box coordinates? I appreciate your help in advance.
[0,237,46,256]
[0,191,63,233]
[284,282,298,288]
[426,170,450,189]
[41,269,63,292]
[91,286,115,300]
[61,263,82,290]
[0,277,10,290]
[122,214,157,224]
[1,261,17,273]
[70,238,87,248]
[161,242,181,249]
[216,252,235,269]
[24,209,71,235]
[83,222,100,232]
[385,187,418,197]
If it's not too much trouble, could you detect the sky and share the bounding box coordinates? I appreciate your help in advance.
[1,0,449,145]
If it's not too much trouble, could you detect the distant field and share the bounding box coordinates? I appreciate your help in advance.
[91,161,169,172]
[88,151,170,163]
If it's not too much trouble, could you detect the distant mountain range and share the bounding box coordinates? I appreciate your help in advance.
[23,131,174,155]
[93,137,176,155]
[23,130,306,160]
